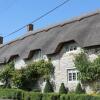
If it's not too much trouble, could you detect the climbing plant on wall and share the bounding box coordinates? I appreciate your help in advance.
[74,52,100,83]
[12,60,54,91]
[0,60,54,91]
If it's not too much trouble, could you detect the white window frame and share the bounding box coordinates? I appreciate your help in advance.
[65,44,77,52]
[67,69,79,83]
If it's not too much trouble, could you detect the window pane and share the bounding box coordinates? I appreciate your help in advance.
[65,46,69,52]
[70,46,73,51]
[73,73,76,80]
[69,73,72,81]
[74,46,77,50]
[68,69,79,82]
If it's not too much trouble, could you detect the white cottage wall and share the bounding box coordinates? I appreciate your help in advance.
[14,45,100,93]
[15,58,26,69]
[51,45,82,92]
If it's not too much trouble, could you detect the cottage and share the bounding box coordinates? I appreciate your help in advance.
[0,10,100,93]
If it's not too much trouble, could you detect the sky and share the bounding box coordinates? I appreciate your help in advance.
[0,0,100,43]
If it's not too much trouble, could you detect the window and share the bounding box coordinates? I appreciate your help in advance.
[68,69,79,82]
[73,46,77,50]
[65,45,77,52]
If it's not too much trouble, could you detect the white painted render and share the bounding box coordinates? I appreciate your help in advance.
[51,45,82,92]
[15,58,26,69]
[13,43,99,93]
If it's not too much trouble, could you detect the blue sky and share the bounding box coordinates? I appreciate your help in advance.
[0,0,100,43]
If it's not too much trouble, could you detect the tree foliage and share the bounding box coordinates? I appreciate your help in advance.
[12,68,27,89]
[27,60,54,79]
[74,52,100,83]
[59,83,68,94]
[0,60,54,91]
[12,60,54,91]
[0,61,15,88]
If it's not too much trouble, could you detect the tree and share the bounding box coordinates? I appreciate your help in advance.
[0,61,15,88]
[44,79,54,93]
[75,83,85,94]
[59,83,68,94]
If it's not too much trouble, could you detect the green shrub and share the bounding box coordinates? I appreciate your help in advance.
[0,61,15,88]
[0,89,24,100]
[24,92,42,100]
[0,89,100,100]
[92,95,100,100]
[30,92,42,100]
[1,60,54,91]
[60,94,93,100]
[42,93,59,100]
[60,94,70,100]
[75,83,85,94]
[23,91,30,100]
[59,83,68,94]
[32,89,41,92]
[44,80,54,93]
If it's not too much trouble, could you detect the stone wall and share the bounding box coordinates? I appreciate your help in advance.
[13,43,82,92]
[51,45,81,92]
[13,43,100,93]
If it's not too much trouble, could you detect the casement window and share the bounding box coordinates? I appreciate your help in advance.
[65,45,77,52]
[67,69,79,82]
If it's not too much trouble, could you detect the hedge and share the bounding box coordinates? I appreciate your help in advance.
[0,89,100,100]
[42,93,60,100]
[24,92,59,100]
[24,92,42,100]
[0,89,24,100]
[60,94,100,100]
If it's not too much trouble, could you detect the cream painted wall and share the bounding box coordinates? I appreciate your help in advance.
[14,44,82,92]
[51,45,82,92]
[14,43,100,93]
[15,58,26,69]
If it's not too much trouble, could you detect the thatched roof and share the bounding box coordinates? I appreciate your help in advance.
[0,10,100,63]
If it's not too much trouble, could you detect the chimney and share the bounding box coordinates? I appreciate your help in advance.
[27,24,33,31]
[0,36,3,44]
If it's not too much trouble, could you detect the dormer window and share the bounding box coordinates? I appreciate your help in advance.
[73,46,77,50]
[65,44,77,52]
[32,50,43,61]
[69,46,73,51]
